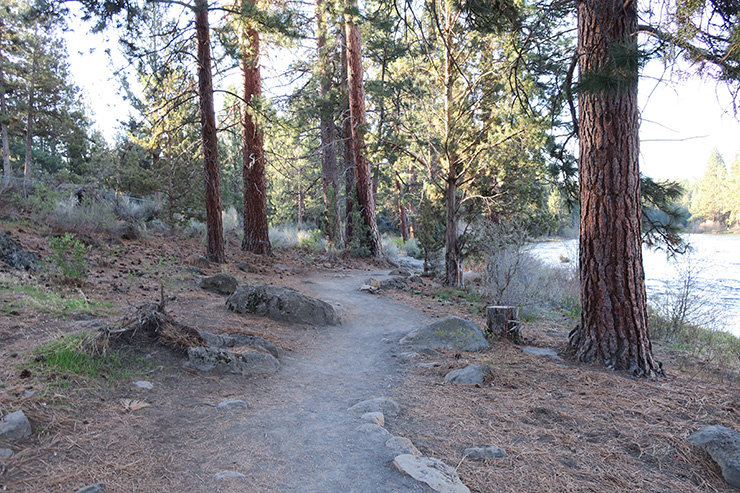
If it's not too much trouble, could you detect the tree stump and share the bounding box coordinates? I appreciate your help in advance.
[486,306,520,341]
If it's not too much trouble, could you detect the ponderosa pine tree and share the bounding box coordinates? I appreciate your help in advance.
[239,0,271,255]
[343,0,381,257]
[568,0,662,376]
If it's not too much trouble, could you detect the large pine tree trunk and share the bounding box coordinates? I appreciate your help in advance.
[343,2,382,257]
[316,0,343,248]
[240,8,271,256]
[195,0,225,263]
[571,0,661,377]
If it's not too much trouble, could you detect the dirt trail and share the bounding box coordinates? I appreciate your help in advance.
[197,268,432,492]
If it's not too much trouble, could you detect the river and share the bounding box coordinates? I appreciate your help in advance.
[530,235,740,336]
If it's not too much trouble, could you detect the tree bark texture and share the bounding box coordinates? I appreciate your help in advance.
[573,0,661,376]
[343,3,382,257]
[1,62,11,188]
[444,177,462,286]
[240,10,271,256]
[316,0,344,248]
[195,0,225,263]
[340,27,355,244]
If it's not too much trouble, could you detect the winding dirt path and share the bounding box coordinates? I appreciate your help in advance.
[199,268,432,492]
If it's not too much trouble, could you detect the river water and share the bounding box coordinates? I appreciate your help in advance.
[530,235,740,336]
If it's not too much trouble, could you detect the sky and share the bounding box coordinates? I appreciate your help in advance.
[65,22,740,183]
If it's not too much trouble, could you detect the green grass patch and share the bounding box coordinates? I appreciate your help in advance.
[31,332,131,381]
[0,279,114,317]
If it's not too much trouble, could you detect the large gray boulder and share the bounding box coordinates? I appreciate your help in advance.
[226,285,340,326]
[199,273,239,295]
[0,410,32,440]
[689,425,740,489]
[185,347,279,376]
[0,233,37,271]
[400,316,489,352]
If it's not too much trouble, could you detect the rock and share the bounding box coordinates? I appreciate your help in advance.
[444,364,489,385]
[0,233,37,271]
[75,483,106,493]
[0,410,31,440]
[361,412,385,426]
[389,268,411,277]
[368,276,410,291]
[689,425,740,488]
[464,445,506,459]
[408,275,423,283]
[132,381,153,390]
[218,400,249,410]
[0,448,13,459]
[199,331,279,359]
[215,470,245,480]
[356,423,391,439]
[417,362,442,369]
[236,262,256,273]
[522,346,563,360]
[393,454,470,493]
[226,285,340,326]
[400,316,489,352]
[109,221,139,240]
[398,351,419,361]
[348,397,401,418]
[359,284,379,294]
[185,347,279,376]
[386,437,422,457]
[199,273,238,295]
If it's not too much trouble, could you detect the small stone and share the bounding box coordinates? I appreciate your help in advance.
[75,482,105,493]
[444,364,489,385]
[0,411,31,440]
[348,397,401,417]
[386,436,422,456]
[199,273,239,295]
[23,390,37,398]
[215,470,246,480]
[0,448,13,459]
[356,423,391,439]
[464,446,506,459]
[393,454,470,493]
[218,400,249,410]
[417,362,442,369]
[236,262,256,273]
[398,351,420,361]
[361,412,385,426]
[522,346,563,360]
[132,381,153,390]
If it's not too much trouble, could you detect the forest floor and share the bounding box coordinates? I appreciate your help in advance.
[1,216,740,492]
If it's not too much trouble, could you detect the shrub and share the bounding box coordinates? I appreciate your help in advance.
[47,233,91,280]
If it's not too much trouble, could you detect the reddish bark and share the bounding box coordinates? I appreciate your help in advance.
[240,9,271,256]
[340,27,355,244]
[195,0,225,263]
[343,2,382,257]
[571,0,661,376]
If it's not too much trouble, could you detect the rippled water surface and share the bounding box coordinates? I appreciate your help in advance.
[530,235,740,336]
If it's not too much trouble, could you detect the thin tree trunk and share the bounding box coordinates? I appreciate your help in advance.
[1,62,11,189]
[343,1,382,257]
[23,25,39,198]
[397,179,409,242]
[195,0,225,263]
[341,26,355,245]
[444,177,462,286]
[240,2,271,255]
[570,0,661,376]
[316,0,344,248]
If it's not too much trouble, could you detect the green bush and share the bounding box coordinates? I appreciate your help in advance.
[48,233,90,280]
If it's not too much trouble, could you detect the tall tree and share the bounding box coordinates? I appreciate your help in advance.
[728,155,740,227]
[315,0,343,248]
[195,0,225,262]
[691,149,728,224]
[239,0,271,255]
[343,0,382,256]
[568,0,661,376]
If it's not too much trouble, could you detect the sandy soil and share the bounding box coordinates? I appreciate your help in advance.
[1,222,739,492]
